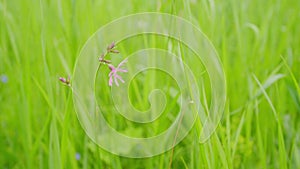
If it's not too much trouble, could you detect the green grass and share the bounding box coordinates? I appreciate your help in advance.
[0,0,300,168]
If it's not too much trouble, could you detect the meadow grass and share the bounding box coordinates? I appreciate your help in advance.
[0,0,300,168]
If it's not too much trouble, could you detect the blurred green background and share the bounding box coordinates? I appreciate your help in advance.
[0,0,299,168]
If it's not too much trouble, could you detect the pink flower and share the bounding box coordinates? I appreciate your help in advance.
[108,58,128,86]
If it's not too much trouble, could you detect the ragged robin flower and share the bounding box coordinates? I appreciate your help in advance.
[59,42,128,87]
[98,42,128,87]
[108,58,128,86]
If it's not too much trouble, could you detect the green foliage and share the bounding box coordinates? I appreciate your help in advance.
[0,0,299,168]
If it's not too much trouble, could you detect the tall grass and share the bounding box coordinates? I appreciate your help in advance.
[0,0,299,168]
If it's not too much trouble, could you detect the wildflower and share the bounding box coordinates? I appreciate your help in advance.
[59,76,71,86]
[99,57,111,64]
[0,74,8,84]
[75,152,81,160]
[108,58,128,86]
[106,42,119,54]
[98,42,120,63]
[108,49,120,54]
[107,41,116,51]
[98,41,126,86]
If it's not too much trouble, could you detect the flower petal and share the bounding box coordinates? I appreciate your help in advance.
[115,74,125,83]
[109,76,113,86]
[117,58,128,68]
[108,64,116,71]
[116,68,128,73]
[114,76,119,86]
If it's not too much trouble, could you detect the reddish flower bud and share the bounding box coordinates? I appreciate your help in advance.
[107,42,115,50]
[59,77,67,83]
[59,76,71,86]
[110,49,120,54]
